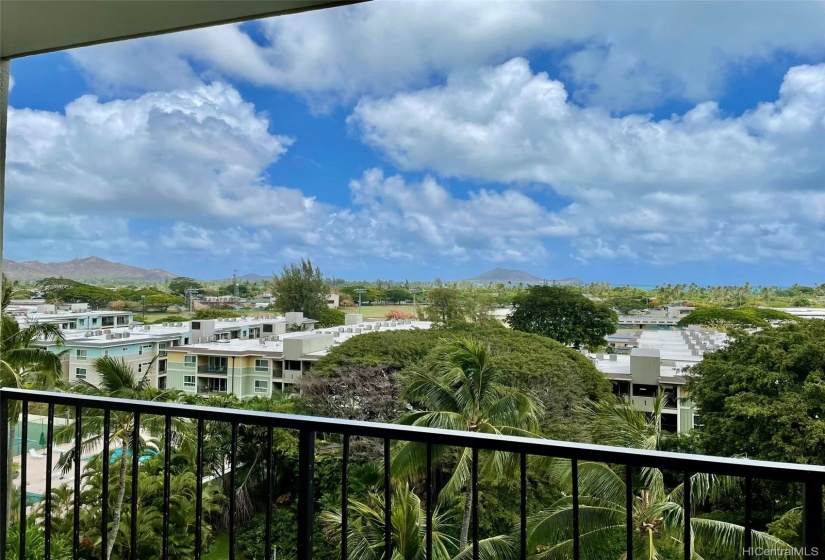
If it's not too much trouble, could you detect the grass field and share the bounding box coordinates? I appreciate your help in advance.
[203,533,244,560]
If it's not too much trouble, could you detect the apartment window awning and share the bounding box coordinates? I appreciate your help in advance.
[0,0,363,59]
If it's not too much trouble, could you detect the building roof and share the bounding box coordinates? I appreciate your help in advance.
[1,0,363,59]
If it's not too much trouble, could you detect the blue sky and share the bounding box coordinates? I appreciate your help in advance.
[5,1,825,284]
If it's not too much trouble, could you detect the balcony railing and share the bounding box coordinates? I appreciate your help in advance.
[1,387,824,560]
[197,365,227,374]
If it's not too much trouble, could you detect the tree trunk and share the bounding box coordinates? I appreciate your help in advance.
[459,483,473,552]
[106,440,129,560]
[6,420,16,531]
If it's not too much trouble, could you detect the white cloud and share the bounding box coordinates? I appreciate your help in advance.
[66,1,825,111]
[6,81,327,228]
[350,59,825,265]
[319,168,574,265]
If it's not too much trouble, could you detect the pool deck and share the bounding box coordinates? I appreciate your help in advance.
[19,440,103,500]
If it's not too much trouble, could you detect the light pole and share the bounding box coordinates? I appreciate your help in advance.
[355,288,366,314]
[409,288,419,318]
[185,288,199,317]
[140,295,146,322]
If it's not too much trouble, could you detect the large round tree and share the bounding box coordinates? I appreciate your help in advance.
[688,320,825,464]
[507,286,617,349]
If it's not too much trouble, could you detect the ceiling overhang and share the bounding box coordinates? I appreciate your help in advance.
[1,0,364,60]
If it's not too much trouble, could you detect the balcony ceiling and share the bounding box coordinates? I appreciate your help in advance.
[1,0,364,59]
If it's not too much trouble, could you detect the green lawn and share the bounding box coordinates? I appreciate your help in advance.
[204,533,245,560]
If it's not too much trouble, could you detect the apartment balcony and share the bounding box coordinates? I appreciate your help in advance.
[197,365,227,374]
[1,387,824,560]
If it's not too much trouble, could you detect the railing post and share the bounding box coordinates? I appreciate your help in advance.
[298,429,316,560]
[803,480,823,556]
[0,391,8,558]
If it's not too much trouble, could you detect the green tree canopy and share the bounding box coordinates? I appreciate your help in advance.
[271,258,328,318]
[167,277,203,297]
[308,325,611,441]
[676,306,799,328]
[312,306,346,328]
[507,286,617,349]
[192,307,241,320]
[424,288,464,323]
[688,320,825,464]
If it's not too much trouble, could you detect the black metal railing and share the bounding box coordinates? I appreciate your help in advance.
[1,387,824,560]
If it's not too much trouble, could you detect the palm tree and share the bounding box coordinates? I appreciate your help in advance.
[321,483,514,560]
[394,338,543,552]
[527,396,794,559]
[55,356,187,560]
[0,312,65,527]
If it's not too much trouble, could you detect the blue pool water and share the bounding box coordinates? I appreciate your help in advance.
[109,448,157,464]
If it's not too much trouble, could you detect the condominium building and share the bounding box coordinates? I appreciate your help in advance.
[164,318,432,397]
[589,328,727,433]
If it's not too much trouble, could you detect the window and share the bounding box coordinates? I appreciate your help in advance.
[158,360,167,374]
[263,324,273,333]
[255,359,269,372]
[92,318,98,326]
[158,376,167,390]
[76,349,87,361]
[103,350,109,357]
[285,360,301,371]
[254,380,268,393]
[191,321,201,330]
[183,375,196,388]
[184,337,190,345]
[75,368,87,380]
[184,356,196,367]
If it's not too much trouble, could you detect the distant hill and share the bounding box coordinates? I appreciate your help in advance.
[466,268,582,286]
[3,257,175,281]
[238,273,269,282]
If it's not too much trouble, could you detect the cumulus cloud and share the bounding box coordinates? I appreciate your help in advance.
[6,81,328,228]
[350,59,825,265]
[4,81,344,272]
[66,1,825,111]
[6,80,570,272]
[315,168,574,265]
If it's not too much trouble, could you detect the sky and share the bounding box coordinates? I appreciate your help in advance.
[5,0,825,285]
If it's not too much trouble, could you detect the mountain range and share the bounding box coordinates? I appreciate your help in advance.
[466,268,582,285]
[2,257,175,281]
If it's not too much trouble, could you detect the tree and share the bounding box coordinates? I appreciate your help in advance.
[271,258,328,319]
[527,396,792,558]
[424,288,464,323]
[385,288,413,304]
[145,293,186,311]
[167,277,203,297]
[676,306,798,329]
[0,313,65,528]
[55,357,186,560]
[507,286,617,349]
[59,285,116,309]
[298,364,406,423]
[313,307,346,328]
[192,307,241,319]
[688,321,825,465]
[320,483,514,560]
[394,338,543,551]
[309,325,611,441]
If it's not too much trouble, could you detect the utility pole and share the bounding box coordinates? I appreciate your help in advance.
[233,269,239,299]
[355,288,366,314]
[409,288,419,318]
